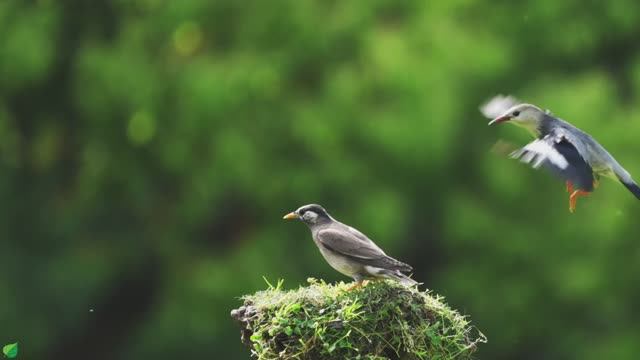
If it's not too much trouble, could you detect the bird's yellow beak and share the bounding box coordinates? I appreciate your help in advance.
[283,212,299,220]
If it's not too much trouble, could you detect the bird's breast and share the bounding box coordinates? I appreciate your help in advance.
[315,242,361,277]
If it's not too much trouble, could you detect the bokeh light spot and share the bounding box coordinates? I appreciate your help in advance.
[127,110,156,145]
[173,21,203,56]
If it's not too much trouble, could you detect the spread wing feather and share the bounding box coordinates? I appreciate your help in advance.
[510,131,594,191]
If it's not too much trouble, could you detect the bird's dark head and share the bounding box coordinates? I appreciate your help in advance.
[283,204,332,226]
[488,103,546,135]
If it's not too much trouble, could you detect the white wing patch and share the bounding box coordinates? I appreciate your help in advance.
[511,137,569,169]
[364,266,386,276]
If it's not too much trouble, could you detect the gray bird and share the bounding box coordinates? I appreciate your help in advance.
[481,95,640,212]
[283,204,417,286]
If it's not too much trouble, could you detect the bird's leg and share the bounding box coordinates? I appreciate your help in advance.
[346,278,371,291]
[566,181,574,194]
[569,190,590,213]
[345,281,362,291]
[346,277,365,291]
[593,178,600,189]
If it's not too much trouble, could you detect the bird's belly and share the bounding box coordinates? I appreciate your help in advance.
[317,245,361,277]
[590,164,615,179]
[586,151,615,178]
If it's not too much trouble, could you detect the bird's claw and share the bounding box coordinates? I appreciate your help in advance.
[568,190,590,213]
[346,280,370,291]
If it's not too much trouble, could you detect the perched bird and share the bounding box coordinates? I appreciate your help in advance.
[481,95,640,212]
[283,204,417,286]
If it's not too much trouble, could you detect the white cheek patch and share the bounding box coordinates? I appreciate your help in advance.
[511,139,569,169]
[513,119,540,137]
[305,212,319,223]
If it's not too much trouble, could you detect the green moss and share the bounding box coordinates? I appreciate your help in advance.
[231,279,486,359]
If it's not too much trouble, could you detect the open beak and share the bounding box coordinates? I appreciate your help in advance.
[488,115,511,126]
[283,212,299,220]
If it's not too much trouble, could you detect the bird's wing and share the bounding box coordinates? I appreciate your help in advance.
[557,124,640,199]
[345,225,374,243]
[479,95,521,119]
[510,132,594,191]
[316,228,412,272]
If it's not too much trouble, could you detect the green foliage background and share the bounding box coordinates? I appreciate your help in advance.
[1,0,640,359]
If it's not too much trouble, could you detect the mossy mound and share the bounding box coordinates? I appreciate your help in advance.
[231,279,486,360]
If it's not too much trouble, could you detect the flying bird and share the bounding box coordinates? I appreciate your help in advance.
[481,95,640,212]
[283,204,417,287]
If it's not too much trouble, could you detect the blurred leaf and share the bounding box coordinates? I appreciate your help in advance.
[2,343,17,359]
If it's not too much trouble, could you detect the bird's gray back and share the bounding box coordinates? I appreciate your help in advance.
[311,220,385,254]
[311,221,412,272]
[541,115,627,179]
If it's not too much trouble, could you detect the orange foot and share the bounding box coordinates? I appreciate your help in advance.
[566,181,574,194]
[569,190,590,213]
[346,280,370,291]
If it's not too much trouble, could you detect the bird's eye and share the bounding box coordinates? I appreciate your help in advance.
[512,111,520,116]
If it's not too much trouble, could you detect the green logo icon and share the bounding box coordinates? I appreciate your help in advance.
[2,343,18,359]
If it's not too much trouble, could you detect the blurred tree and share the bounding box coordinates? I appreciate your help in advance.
[1,0,640,359]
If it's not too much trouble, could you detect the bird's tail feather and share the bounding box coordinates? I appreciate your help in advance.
[381,270,418,287]
[622,180,640,200]
[617,174,640,200]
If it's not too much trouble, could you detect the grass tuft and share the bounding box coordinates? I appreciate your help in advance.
[231,279,486,359]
